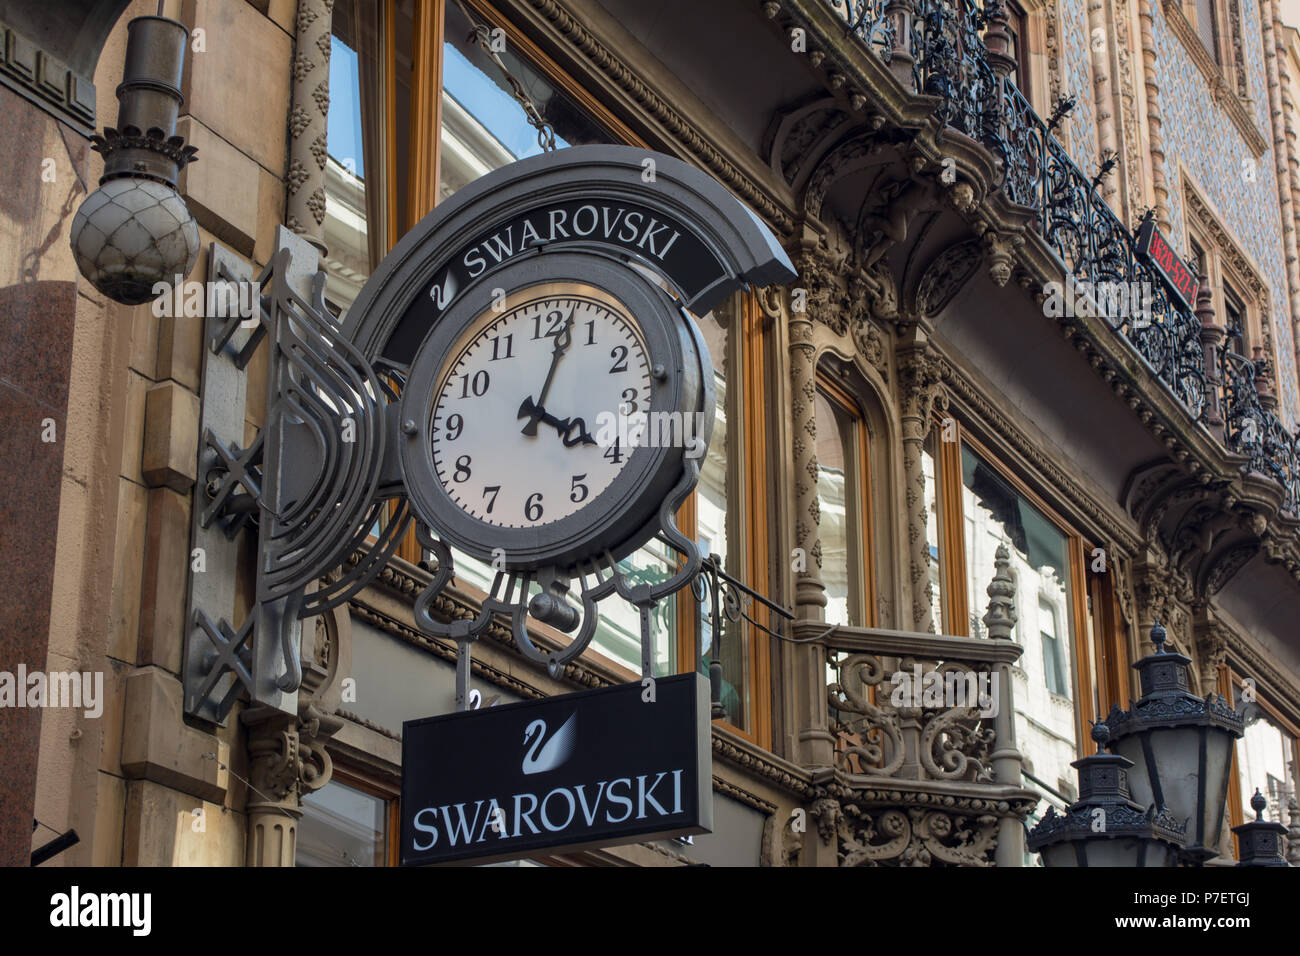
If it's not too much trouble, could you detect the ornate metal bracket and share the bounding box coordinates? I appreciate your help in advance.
[415,457,706,711]
[184,230,411,723]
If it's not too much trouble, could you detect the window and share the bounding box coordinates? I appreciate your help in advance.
[324,0,412,314]
[1004,0,1032,97]
[814,374,874,628]
[1194,0,1221,63]
[438,0,616,200]
[1227,673,1300,853]
[1223,282,1246,357]
[298,775,397,867]
[679,293,773,742]
[1039,599,1068,698]
[927,419,1132,816]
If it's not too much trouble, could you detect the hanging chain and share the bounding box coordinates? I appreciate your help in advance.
[455,0,557,152]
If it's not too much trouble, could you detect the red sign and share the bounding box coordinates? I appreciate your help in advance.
[1136,219,1199,313]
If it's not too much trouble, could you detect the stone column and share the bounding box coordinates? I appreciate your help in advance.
[1196,273,1226,443]
[896,325,942,633]
[1086,0,1119,204]
[1262,0,1300,382]
[790,251,828,617]
[286,0,331,256]
[244,711,303,867]
[1138,1,1172,231]
[788,246,835,776]
[243,603,343,866]
[983,544,1025,866]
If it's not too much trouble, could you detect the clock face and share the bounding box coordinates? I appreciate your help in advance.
[429,281,653,529]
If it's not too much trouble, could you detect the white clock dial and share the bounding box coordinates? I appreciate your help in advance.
[429,283,652,529]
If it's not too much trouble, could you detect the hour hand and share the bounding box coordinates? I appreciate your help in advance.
[517,398,597,446]
[518,395,547,436]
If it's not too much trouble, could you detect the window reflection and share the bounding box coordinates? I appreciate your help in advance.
[324,0,410,314]
[694,308,747,729]
[298,778,387,867]
[816,387,858,627]
[922,440,943,631]
[960,443,1078,819]
[439,2,613,200]
[1232,689,1298,832]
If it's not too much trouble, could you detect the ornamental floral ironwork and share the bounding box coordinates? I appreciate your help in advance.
[823,0,1300,515]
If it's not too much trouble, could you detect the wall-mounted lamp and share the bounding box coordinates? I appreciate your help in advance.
[70,15,198,305]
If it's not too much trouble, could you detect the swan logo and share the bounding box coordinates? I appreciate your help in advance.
[522,713,576,774]
[429,271,457,311]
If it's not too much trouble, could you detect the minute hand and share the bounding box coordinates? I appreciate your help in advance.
[519,309,575,436]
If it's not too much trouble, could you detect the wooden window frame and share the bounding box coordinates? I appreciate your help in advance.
[303,764,401,867]
[813,370,878,631]
[1222,667,1300,857]
[932,420,1125,751]
[675,293,774,748]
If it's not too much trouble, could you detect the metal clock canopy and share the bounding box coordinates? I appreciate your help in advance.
[183,146,795,725]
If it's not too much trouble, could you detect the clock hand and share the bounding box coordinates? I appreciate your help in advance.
[519,306,576,437]
[515,399,598,446]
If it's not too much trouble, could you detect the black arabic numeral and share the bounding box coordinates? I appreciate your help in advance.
[570,474,589,503]
[490,334,514,361]
[620,388,638,413]
[525,492,544,521]
[459,369,490,398]
[609,345,628,373]
[603,437,623,465]
[445,413,463,440]
[585,320,595,346]
[483,485,500,513]
[453,456,472,482]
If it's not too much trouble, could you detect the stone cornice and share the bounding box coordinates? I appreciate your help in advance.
[0,18,95,136]
[1160,0,1268,156]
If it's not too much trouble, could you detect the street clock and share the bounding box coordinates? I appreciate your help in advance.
[400,252,712,571]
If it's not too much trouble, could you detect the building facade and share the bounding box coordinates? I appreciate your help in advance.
[5,0,1300,866]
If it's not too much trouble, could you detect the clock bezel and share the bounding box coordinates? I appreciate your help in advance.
[398,252,705,571]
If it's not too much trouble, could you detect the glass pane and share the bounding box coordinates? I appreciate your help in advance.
[694,309,747,729]
[923,439,943,631]
[324,0,410,315]
[439,2,614,200]
[298,779,386,867]
[1232,693,1297,827]
[816,389,856,626]
[960,443,1078,810]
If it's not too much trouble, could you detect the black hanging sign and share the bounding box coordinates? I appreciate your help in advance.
[1135,217,1199,314]
[400,673,712,866]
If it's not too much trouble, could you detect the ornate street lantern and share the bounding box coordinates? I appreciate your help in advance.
[1027,721,1186,866]
[70,15,199,305]
[1231,789,1290,867]
[1105,623,1244,863]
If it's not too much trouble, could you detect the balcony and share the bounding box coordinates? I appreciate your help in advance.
[803,545,1040,866]
[812,0,1300,514]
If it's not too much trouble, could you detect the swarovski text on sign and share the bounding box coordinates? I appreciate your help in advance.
[400,673,712,865]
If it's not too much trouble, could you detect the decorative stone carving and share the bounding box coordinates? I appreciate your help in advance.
[980,230,1023,288]
[839,805,1000,866]
[897,335,944,631]
[243,597,348,866]
[914,238,982,317]
[287,0,332,255]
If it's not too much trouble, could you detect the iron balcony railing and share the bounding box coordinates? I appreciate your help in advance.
[827,0,1300,512]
